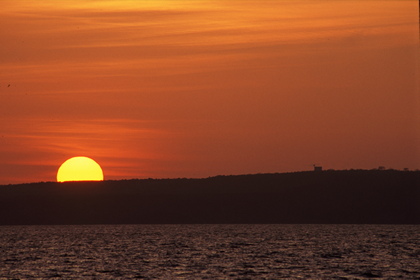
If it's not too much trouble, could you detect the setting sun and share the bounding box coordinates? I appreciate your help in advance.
[57,157,104,182]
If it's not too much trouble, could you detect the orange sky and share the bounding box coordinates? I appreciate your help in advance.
[0,0,418,184]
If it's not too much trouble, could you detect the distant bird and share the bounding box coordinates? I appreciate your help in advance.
[7,84,10,87]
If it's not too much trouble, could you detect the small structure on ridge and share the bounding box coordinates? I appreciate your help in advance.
[313,165,322,172]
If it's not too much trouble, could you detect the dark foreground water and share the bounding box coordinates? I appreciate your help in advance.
[0,225,419,279]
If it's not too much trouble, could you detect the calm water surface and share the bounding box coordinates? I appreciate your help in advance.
[0,224,419,279]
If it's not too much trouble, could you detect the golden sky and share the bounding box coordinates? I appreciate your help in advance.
[0,0,418,184]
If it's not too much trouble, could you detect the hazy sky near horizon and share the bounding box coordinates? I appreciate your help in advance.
[0,0,418,184]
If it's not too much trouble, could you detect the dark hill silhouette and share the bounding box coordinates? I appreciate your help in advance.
[0,170,418,225]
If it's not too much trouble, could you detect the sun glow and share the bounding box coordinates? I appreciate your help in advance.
[57,156,104,182]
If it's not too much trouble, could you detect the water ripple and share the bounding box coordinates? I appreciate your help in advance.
[0,224,419,279]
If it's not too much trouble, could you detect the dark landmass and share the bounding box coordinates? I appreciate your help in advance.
[0,170,419,225]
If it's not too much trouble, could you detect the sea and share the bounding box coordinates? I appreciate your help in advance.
[0,224,419,279]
